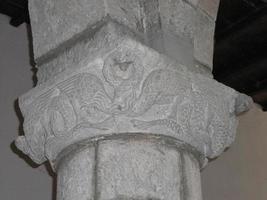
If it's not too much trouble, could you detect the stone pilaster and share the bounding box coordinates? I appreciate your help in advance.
[15,0,252,200]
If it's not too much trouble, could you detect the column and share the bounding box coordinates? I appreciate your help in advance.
[14,0,252,200]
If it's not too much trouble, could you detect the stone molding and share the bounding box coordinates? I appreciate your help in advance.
[29,0,220,70]
[15,23,252,165]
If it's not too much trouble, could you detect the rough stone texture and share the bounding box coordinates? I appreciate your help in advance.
[198,0,220,19]
[29,0,106,59]
[194,10,215,67]
[29,0,160,60]
[36,21,206,85]
[15,22,252,165]
[183,153,203,200]
[57,146,95,200]
[185,0,200,6]
[29,0,219,70]
[97,139,182,200]
[14,1,253,200]
[159,0,195,40]
[185,0,220,19]
[55,136,203,200]
[106,0,144,33]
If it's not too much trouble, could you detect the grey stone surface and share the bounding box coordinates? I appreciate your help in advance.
[55,136,203,200]
[57,146,95,200]
[185,0,200,6]
[194,10,215,68]
[29,0,106,59]
[97,139,183,200]
[29,0,218,70]
[198,0,220,19]
[183,152,203,200]
[15,22,252,165]
[234,93,254,115]
[29,0,161,59]
[159,0,195,40]
[36,21,206,85]
[14,1,253,200]
[106,0,144,33]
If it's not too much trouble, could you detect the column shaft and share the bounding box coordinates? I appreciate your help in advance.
[56,135,203,200]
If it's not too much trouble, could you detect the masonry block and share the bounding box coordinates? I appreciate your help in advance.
[159,0,195,39]
[29,0,106,59]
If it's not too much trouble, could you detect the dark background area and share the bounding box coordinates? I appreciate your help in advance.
[214,0,267,111]
[0,0,267,110]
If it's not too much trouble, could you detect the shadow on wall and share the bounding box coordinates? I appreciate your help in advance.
[11,99,57,200]
[9,22,56,199]
[26,23,38,86]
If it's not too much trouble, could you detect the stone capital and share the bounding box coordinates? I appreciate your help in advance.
[15,22,251,166]
[14,1,253,199]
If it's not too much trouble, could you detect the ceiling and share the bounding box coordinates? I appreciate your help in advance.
[214,0,267,111]
[0,0,267,110]
[0,0,29,26]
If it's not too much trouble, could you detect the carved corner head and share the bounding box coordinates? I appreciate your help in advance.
[15,135,46,164]
[14,97,47,165]
[234,93,253,115]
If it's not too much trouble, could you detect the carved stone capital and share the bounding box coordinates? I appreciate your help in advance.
[15,22,252,166]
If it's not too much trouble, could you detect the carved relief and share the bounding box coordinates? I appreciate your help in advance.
[48,94,77,136]
[103,50,144,114]
[16,51,252,163]
[127,69,189,117]
[130,85,236,157]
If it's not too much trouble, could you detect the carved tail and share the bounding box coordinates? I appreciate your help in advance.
[127,92,160,117]
[73,117,116,132]
[131,119,181,134]
[234,93,253,115]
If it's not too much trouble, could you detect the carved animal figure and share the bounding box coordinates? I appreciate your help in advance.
[128,69,240,157]
[128,69,190,117]
[131,90,211,147]
[16,73,116,164]
[103,52,144,114]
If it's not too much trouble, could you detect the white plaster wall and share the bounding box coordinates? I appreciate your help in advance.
[202,104,267,200]
[0,15,52,200]
[0,14,267,200]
